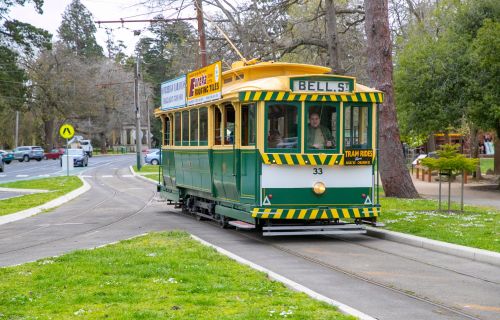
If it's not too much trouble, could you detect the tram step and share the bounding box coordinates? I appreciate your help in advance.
[228,221,256,229]
[262,224,366,236]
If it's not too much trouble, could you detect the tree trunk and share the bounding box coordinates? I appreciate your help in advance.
[43,118,55,150]
[427,132,436,152]
[325,0,343,74]
[364,0,419,198]
[469,125,482,179]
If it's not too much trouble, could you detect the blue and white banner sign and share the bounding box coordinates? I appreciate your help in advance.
[161,75,186,110]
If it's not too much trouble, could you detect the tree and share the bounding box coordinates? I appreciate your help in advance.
[58,0,103,58]
[364,0,419,198]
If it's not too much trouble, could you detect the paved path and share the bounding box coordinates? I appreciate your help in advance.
[412,175,500,209]
[0,157,498,320]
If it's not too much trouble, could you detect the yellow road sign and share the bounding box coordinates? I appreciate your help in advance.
[59,124,75,139]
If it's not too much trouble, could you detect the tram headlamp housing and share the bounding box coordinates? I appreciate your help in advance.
[313,182,326,195]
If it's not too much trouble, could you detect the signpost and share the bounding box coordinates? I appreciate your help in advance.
[59,124,75,177]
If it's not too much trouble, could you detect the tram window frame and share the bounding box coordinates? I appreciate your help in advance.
[305,102,340,153]
[190,108,199,146]
[264,102,301,153]
[199,107,208,146]
[214,106,223,145]
[181,111,189,146]
[344,104,371,149]
[224,104,236,145]
[241,103,256,146]
[174,112,181,146]
[163,115,171,146]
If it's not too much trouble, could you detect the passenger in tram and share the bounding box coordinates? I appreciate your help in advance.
[307,112,334,149]
[268,129,282,148]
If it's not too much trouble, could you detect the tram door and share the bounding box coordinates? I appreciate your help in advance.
[239,103,258,204]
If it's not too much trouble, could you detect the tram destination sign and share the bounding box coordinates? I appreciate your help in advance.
[161,75,186,110]
[291,76,355,93]
[344,149,374,165]
[187,61,222,106]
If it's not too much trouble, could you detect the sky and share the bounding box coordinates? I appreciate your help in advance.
[9,0,198,55]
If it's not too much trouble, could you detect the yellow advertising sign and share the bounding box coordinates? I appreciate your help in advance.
[187,61,222,106]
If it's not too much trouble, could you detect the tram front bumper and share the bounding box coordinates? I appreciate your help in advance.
[251,206,380,220]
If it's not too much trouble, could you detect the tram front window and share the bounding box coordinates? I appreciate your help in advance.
[344,105,370,149]
[267,103,299,151]
[306,104,337,151]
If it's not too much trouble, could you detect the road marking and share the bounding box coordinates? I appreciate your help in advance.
[101,175,113,178]
[16,175,29,177]
[37,223,85,227]
[38,174,50,177]
[80,175,93,178]
[0,175,6,177]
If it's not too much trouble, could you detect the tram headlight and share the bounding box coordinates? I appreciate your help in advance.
[313,182,326,195]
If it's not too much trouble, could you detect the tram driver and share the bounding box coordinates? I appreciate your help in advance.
[308,112,334,149]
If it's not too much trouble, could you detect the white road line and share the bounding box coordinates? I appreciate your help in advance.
[121,174,134,177]
[16,175,29,177]
[0,175,6,177]
[38,174,50,177]
[80,175,93,178]
[101,175,113,178]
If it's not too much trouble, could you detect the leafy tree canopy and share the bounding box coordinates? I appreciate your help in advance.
[57,0,103,58]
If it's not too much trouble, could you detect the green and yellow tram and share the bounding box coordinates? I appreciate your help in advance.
[155,60,382,236]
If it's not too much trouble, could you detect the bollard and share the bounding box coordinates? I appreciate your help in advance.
[427,169,432,182]
[464,171,468,184]
[416,167,420,179]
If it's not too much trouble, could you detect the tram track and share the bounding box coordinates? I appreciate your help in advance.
[0,159,156,256]
[179,215,486,320]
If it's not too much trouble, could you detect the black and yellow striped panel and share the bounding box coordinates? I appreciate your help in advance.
[238,91,384,103]
[262,153,344,166]
[251,207,380,219]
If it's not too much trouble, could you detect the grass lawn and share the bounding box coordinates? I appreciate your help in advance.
[0,232,353,320]
[378,197,500,252]
[0,177,82,216]
[133,165,161,182]
[480,158,493,174]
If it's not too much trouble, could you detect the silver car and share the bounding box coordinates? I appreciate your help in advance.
[144,150,161,165]
[13,146,44,162]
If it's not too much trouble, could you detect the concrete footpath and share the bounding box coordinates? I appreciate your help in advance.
[411,175,500,209]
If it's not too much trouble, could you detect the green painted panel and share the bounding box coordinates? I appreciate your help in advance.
[240,150,258,204]
[172,150,212,193]
[261,187,372,207]
[212,150,239,201]
[215,205,254,223]
[161,150,176,189]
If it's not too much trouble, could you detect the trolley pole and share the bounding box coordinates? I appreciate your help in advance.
[134,50,142,171]
[195,0,207,67]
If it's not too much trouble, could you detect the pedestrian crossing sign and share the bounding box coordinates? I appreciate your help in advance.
[59,124,75,139]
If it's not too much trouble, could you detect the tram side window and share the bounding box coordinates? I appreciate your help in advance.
[174,112,181,146]
[190,109,199,146]
[224,105,235,145]
[199,107,208,146]
[344,105,370,149]
[306,104,338,151]
[163,116,171,146]
[182,111,189,146]
[241,103,256,146]
[214,107,222,145]
[267,103,299,150]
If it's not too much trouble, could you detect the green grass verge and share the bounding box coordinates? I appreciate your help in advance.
[0,177,82,216]
[0,232,353,320]
[480,158,493,174]
[378,197,500,252]
[132,165,161,182]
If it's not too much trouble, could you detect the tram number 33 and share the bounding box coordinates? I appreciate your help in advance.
[313,168,323,175]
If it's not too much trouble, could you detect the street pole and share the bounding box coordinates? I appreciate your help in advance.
[134,49,142,171]
[195,0,207,67]
[15,111,19,148]
[66,138,69,177]
[146,97,151,149]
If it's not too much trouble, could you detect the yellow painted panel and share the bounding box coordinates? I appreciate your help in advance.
[360,93,368,102]
[264,91,273,101]
[277,91,285,100]
[311,94,318,101]
[284,153,293,164]
[254,92,262,100]
[297,154,306,165]
[353,208,361,218]
[299,94,307,101]
[287,94,296,101]
[298,209,307,219]
[262,213,269,219]
[244,92,251,101]
[262,153,270,164]
[369,93,376,102]
[363,208,370,217]
[274,208,284,219]
[273,154,283,165]
[310,209,319,219]
[307,154,317,165]
[286,209,296,219]
[342,208,350,218]
[331,209,339,219]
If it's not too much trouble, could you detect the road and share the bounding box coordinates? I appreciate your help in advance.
[0,155,498,320]
[0,155,124,184]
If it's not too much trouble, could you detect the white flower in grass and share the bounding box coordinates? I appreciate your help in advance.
[147,253,157,257]
[74,309,91,316]
[38,259,54,265]
[167,277,177,283]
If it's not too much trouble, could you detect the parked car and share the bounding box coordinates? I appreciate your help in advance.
[0,154,4,172]
[60,148,88,167]
[0,150,14,164]
[44,148,65,160]
[143,148,159,154]
[13,146,44,162]
[144,150,161,165]
[80,140,93,157]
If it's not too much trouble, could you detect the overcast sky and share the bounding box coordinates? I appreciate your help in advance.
[9,0,197,55]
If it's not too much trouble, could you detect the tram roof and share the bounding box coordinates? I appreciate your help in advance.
[221,61,380,97]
